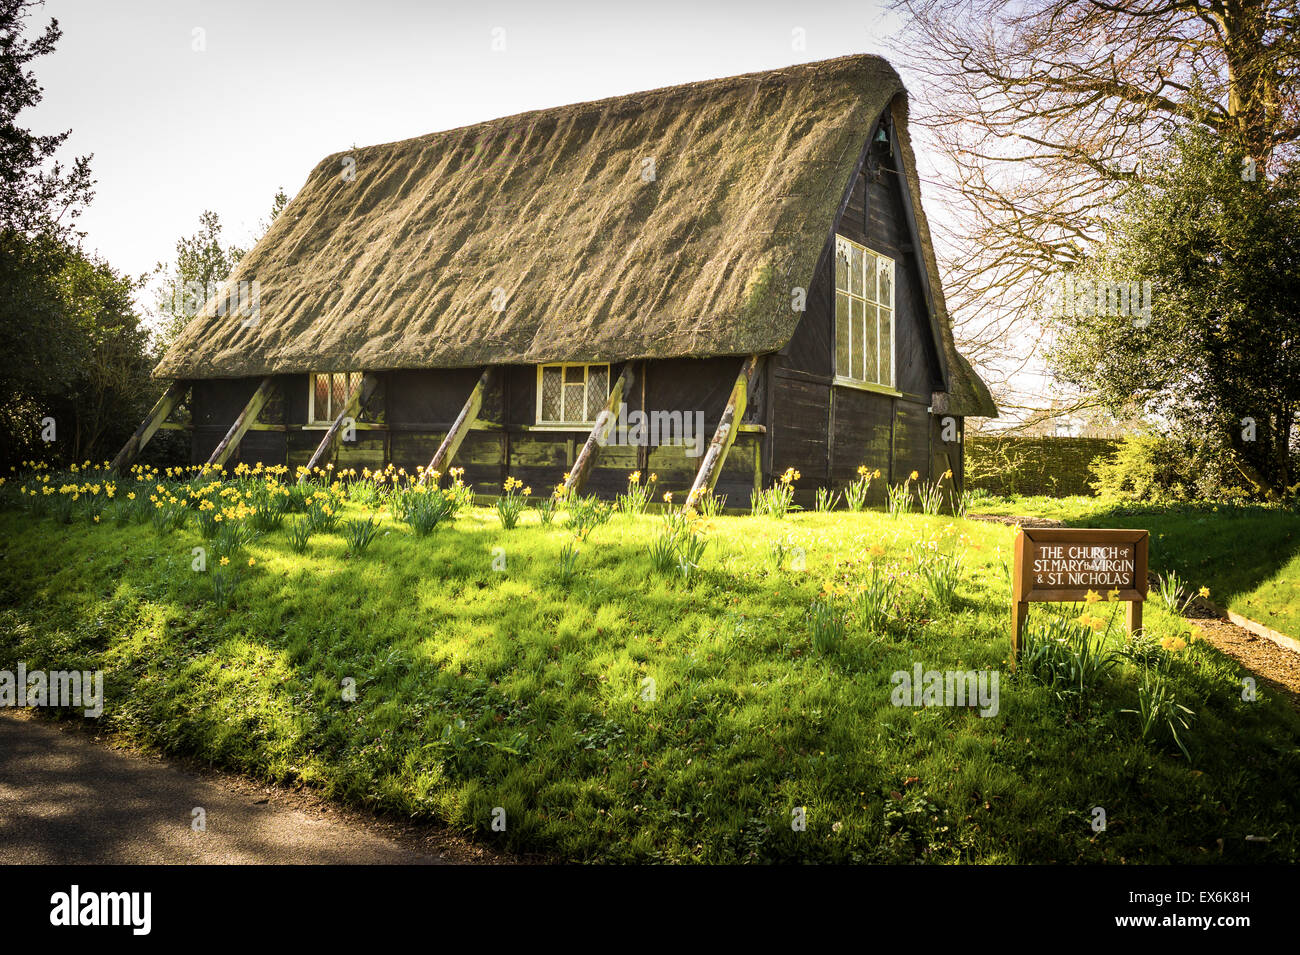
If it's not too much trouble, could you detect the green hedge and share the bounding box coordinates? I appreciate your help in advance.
[967,436,1119,497]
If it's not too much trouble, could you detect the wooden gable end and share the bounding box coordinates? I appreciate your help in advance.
[780,104,947,397]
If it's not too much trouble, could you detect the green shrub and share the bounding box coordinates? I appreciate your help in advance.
[614,472,655,515]
[196,504,221,539]
[249,482,288,531]
[49,492,75,524]
[1019,613,1119,706]
[1089,434,1220,501]
[886,480,911,517]
[695,490,726,517]
[752,468,799,518]
[496,477,528,529]
[347,478,381,507]
[306,497,341,533]
[914,545,963,611]
[844,466,878,512]
[918,479,945,515]
[856,563,897,633]
[211,520,254,563]
[150,500,187,535]
[1123,668,1196,761]
[766,535,799,572]
[648,509,707,584]
[565,494,612,540]
[556,540,579,584]
[394,487,455,536]
[532,490,561,526]
[210,568,238,608]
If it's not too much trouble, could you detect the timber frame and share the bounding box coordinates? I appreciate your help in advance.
[422,367,496,484]
[686,355,759,507]
[563,361,639,496]
[207,377,276,469]
[109,380,189,475]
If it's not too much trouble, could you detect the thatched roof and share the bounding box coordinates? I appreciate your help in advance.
[155,54,996,417]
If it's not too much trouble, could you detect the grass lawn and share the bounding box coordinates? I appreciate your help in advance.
[1,471,1298,863]
[970,493,1300,639]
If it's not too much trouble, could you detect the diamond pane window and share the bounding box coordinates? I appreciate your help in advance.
[586,365,609,420]
[313,375,329,419]
[309,371,363,424]
[536,363,611,425]
[834,291,851,377]
[541,366,563,421]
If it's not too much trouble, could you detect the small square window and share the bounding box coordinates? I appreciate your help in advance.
[309,371,361,424]
[536,363,610,425]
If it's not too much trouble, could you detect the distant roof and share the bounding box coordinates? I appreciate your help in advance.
[156,54,996,417]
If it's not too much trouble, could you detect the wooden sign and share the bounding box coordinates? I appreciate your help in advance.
[1011,527,1149,664]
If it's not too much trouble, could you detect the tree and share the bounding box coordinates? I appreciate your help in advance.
[0,0,154,468]
[151,210,246,348]
[0,232,154,467]
[0,0,93,233]
[261,187,289,234]
[1048,124,1300,498]
[151,187,288,349]
[46,251,153,463]
[892,0,1300,422]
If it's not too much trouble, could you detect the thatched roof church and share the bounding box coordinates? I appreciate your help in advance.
[124,53,996,506]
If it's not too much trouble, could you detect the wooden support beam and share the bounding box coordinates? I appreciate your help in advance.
[423,367,495,484]
[686,355,759,508]
[563,362,638,497]
[109,381,188,475]
[300,373,378,481]
[206,377,276,470]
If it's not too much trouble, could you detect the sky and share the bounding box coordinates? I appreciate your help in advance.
[29,0,907,278]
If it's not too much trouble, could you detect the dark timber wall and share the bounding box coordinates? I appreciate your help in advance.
[187,357,764,506]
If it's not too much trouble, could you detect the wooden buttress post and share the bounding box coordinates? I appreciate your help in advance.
[423,367,495,484]
[108,380,187,475]
[686,355,759,508]
[207,377,276,469]
[564,362,639,497]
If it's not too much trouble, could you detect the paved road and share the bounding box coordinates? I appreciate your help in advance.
[0,714,445,864]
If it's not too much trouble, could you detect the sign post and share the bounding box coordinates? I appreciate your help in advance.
[1011,527,1149,667]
